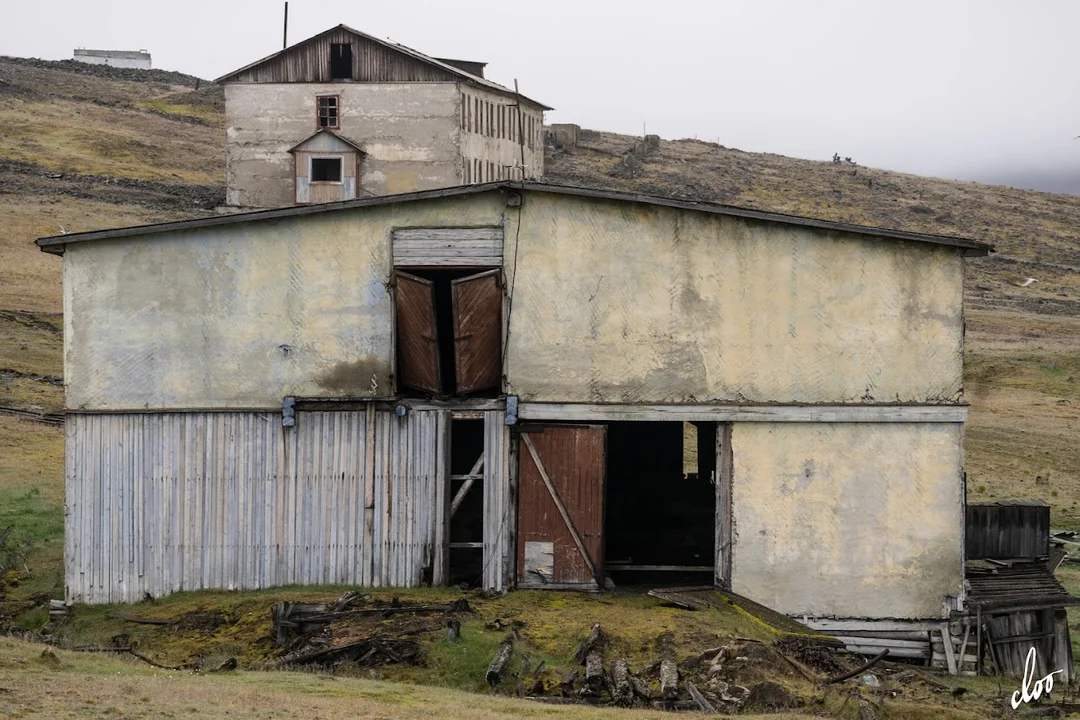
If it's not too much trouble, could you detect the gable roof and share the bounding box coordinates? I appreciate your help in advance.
[35,182,993,256]
[214,24,552,110]
[288,129,365,154]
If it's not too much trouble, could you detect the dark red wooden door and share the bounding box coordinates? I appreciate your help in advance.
[451,269,502,395]
[517,425,606,588]
[395,271,440,394]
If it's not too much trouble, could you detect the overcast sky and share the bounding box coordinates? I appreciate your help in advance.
[4,0,1080,193]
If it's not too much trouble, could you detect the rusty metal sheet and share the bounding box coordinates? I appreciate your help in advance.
[395,271,440,394]
[452,269,502,395]
[516,424,605,587]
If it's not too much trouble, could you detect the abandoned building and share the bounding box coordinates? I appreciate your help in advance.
[72,48,152,69]
[216,25,550,209]
[39,182,991,630]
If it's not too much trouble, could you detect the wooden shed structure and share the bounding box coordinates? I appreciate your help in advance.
[39,182,991,618]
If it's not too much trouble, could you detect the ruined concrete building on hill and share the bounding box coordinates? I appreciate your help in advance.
[216,25,549,209]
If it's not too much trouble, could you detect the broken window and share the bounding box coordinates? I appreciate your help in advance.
[394,269,502,397]
[311,157,342,182]
[329,43,352,79]
[317,95,339,128]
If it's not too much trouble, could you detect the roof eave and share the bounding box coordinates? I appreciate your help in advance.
[35,181,993,256]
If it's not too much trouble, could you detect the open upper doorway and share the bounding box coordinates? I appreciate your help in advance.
[394,268,502,398]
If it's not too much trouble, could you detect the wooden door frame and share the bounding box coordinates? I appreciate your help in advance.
[715,422,733,589]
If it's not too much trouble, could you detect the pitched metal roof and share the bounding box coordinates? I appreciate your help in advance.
[214,24,552,110]
[966,559,1079,610]
[35,181,994,256]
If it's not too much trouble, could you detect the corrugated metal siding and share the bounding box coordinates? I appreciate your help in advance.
[66,409,450,604]
[482,410,512,591]
[230,29,459,83]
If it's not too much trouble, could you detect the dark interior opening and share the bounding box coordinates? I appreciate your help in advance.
[311,157,341,182]
[330,43,352,79]
[604,421,716,586]
[396,268,501,399]
[448,419,485,587]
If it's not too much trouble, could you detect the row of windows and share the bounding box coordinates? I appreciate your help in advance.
[461,92,541,150]
[315,93,542,151]
[462,158,520,184]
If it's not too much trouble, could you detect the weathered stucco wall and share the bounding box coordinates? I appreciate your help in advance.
[225,83,462,208]
[64,194,506,410]
[503,193,965,404]
[459,85,544,181]
[729,422,964,618]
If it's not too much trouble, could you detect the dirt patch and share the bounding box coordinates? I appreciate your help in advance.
[0,159,223,213]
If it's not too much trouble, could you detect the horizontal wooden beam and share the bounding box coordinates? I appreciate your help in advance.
[607,565,714,572]
[517,403,968,423]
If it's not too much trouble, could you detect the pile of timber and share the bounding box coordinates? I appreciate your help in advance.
[271,591,471,646]
[802,618,976,675]
[277,635,421,668]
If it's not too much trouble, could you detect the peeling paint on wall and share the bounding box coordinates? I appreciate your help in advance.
[730,422,964,618]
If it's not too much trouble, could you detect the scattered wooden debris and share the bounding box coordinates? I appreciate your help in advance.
[686,681,717,714]
[486,634,515,687]
[572,622,603,664]
[278,636,420,669]
[105,611,176,626]
[582,650,604,697]
[660,658,679,699]
[609,658,633,706]
[826,649,889,684]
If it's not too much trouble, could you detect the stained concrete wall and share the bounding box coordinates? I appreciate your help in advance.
[459,86,544,181]
[225,83,463,208]
[503,193,965,404]
[65,188,966,409]
[729,422,964,618]
[63,194,506,410]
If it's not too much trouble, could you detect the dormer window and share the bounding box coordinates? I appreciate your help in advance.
[317,95,339,128]
[330,43,352,79]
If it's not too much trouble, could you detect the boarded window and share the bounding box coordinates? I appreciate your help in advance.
[395,272,441,394]
[311,157,342,182]
[517,425,606,588]
[317,95,339,128]
[452,269,502,394]
[330,43,352,79]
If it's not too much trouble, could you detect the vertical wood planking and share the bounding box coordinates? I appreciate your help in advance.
[67,410,447,603]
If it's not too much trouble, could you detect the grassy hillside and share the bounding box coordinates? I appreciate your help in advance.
[546,131,1080,527]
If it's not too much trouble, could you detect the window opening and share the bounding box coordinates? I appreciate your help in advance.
[604,421,717,586]
[311,157,342,182]
[317,95,339,128]
[330,43,352,79]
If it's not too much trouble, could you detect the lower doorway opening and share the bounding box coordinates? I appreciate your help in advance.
[448,418,485,587]
[604,421,717,587]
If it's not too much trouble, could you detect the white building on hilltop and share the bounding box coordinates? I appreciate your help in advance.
[73,49,152,69]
